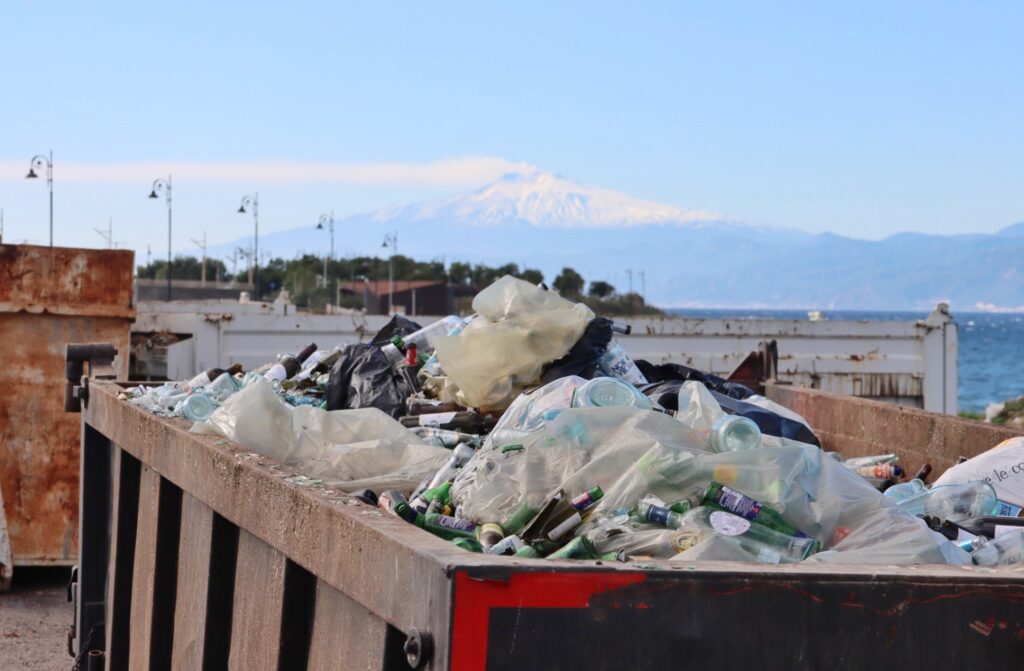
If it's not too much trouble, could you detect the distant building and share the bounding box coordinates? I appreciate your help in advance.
[135,278,255,302]
[335,280,474,315]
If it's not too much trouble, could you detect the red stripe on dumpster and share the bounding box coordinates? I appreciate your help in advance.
[450,570,646,670]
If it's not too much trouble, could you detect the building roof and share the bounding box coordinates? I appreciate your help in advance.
[336,279,446,296]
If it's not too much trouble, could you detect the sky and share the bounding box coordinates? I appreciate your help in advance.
[0,1,1022,259]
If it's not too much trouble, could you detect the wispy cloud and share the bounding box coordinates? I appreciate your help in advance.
[0,156,535,186]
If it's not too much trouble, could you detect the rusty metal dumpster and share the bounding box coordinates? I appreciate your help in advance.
[0,244,133,589]
[68,375,1024,670]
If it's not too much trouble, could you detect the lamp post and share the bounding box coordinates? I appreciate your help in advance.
[382,232,397,314]
[316,211,335,289]
[148,176,173,301]
[237,193,259,297]
[25,150,54,247]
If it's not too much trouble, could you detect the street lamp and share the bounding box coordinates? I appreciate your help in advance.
[316,211,334,289]
[148,176,173,300]
[237,193,259,298]
[382,232,397,314]
[25,151,54,246]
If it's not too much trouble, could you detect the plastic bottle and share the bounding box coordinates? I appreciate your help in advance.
[573,377,653,409]
[425,443,477,490]
[708,415,762,452]
[179,392,217,422]
[402,315,465,354]
[895,481,1000,523]
[598,340,648,385]
[883,479,927,502]
[204,372,241,404]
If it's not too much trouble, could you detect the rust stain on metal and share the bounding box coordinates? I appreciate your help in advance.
[0,244,133,564]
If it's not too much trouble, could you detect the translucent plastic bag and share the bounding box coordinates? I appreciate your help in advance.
[193,379,451,492]
[433,276,594,410]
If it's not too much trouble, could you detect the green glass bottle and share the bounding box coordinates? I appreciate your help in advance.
[701,481,808,538]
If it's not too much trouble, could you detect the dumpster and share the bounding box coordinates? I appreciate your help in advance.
[69,373,1024,670]
[0,244,133,590]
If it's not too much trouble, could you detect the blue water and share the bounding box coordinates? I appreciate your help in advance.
[665,309,1024,413]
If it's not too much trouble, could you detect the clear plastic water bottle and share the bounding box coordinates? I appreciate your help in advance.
[573,377,653,409]
[179,392,218,422]
[895,481,999,522]
[883,478,927,502]
[709,415,762,452]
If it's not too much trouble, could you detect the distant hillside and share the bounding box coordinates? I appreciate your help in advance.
[203,172,1024,311]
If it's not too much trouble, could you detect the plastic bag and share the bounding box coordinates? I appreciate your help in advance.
[539,317,613,384]
[645,379,820,447]
[932,437,1024,515]
[452,394,954,564]
[636,360,754,400]
[370,314,424,346]
[325,343,417,418]
[193,378,451,492]
[433,276,594,410]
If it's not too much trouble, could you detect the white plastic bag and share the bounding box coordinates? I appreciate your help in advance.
[433,276,593,410]
[933,437,1024,515]
[192,379,451,492]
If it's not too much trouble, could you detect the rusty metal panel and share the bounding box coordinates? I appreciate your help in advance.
[766,382,1024,476]
[0,244,133,566]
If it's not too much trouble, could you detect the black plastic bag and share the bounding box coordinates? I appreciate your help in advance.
[325,343,418,418]
[540,317,614,384]
[635,360,753,400]
[639,378,820,447]
[371,314,424,346]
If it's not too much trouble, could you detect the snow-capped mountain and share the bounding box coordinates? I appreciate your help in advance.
[369,170,726,228]
[203,171,1024,311]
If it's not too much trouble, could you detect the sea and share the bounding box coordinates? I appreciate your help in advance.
[665,309,1024,414]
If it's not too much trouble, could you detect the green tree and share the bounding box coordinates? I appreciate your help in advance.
[553,267,585,296]
[588,280,615,299]
[448,261,473,285]
[518,268,544,285]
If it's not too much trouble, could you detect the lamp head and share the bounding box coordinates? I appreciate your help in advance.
[25,168,38,179]
[237,205,246,214]
[148,190,158,199]
[316,222,324,230]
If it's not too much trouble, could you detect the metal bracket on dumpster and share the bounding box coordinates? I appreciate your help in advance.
[65,343,118,413]
[726,340,779,394]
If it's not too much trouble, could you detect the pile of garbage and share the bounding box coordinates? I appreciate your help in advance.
[122,276,1024,567]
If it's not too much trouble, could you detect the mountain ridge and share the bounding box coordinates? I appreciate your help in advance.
[201,171,1023,311]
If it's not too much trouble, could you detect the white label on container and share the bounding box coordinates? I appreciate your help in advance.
[709,511,751,537]
[757,548,782,564]
[419,412,457,427]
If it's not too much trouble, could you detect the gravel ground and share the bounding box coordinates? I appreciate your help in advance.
[0,567,73,671]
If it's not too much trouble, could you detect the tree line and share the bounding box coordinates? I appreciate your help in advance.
[136,254,658,315]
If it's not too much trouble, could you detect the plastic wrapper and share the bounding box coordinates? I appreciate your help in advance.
[193,378,451,492]
[636,360,754,400]
[433,275,594,410]
[325,343,417,418]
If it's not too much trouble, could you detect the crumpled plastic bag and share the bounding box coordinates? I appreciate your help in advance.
[192,378,450,492]
[433,275,594,410]
[452,391,959,564]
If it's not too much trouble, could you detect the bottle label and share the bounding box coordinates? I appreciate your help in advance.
[419,412,457,427]
[710,511,750,537]
[432,515,477,532]
[996,500,1022,517]
[643,505,672,526]
[485,535,526,555]
[547,512,583,541]
[714,486,762,521]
